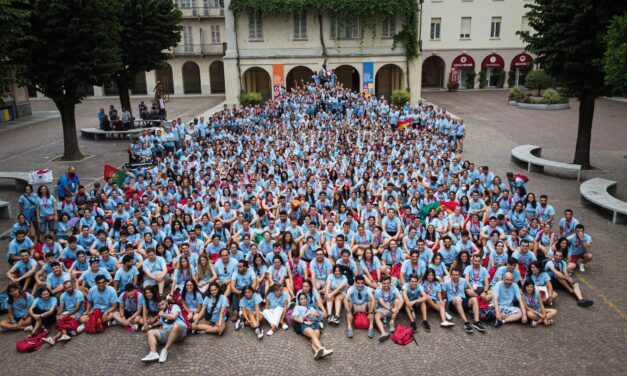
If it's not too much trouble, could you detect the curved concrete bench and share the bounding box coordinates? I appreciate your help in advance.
[0,200,11,219]
[511,144,581,182]
[580,178,627,224]
[81,127,160,142]
[0,171,30,191]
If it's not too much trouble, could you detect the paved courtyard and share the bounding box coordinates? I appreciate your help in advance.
[0,90,625,375]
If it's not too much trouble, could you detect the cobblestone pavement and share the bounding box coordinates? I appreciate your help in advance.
[0,91,625,376]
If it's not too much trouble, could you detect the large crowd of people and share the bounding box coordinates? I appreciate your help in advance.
[2,74,594,363]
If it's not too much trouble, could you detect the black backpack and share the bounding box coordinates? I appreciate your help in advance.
[338,263,354,285]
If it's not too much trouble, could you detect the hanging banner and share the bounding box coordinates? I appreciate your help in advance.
[273,64,285,98]
[450,67,458,84]
[362,62,374,95]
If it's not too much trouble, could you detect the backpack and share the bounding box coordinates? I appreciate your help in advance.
[122,291,140,311]
[353,312,369,330]
[85,308,104,334]
[56,316,79,335]
[391,324,417,346]
[168,303,192,332]
[289,260,304,292]
[515,174,529,182]
[16,332,47,353]
[285,308,294,327]
[338,263,355,285]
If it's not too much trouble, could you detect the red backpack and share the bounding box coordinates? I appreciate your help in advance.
[56,316,79,335]
[391,324,418,346]
[16,332,47,353]
[353,312,369,330]
[85,308,104,334]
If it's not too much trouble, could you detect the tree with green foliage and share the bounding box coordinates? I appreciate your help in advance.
[520,1,625,168]
[604,14,627,95]
[0,0,31,101]
[17,0,122,160]
[116,0,182,115]
[524,69,553,96]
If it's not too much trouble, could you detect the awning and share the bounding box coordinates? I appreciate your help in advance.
[511,53,533,68]
[481,54,505,69]
[451,54,475,69]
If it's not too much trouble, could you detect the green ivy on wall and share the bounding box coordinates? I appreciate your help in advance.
[229,0,420,58]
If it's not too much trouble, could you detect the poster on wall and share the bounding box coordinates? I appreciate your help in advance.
[273,64,285,98]
[362,62,374,96]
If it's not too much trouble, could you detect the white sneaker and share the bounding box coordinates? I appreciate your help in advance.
[445,312,453,321]
[266,329,274,336]
[579,263,586,272]
[108,320,118,327]
[58,334,71,342]
[23,325,33,332]
[235,319,243,330]
[256,328,264,339]
[282,323,289,330]
[441,320,455,328]
[132,324,139,332]
[77,324,85,334]
[314,347,324,360]
[42,337,56,346]
[321,348,334,358]
[141,352,160,362]
[159,349,168,363]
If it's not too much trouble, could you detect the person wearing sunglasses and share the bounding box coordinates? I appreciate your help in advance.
[343,275,375,338]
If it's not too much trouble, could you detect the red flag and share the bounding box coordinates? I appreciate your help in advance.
[104,164,125,186]
[398,118,411,129]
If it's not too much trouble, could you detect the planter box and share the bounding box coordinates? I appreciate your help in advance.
[516,102,570,110]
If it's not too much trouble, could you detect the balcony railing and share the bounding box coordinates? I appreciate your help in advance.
[173,43,225,56]
[179,6,224,18]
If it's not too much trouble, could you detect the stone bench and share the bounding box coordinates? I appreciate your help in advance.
[511,144,581,182]
[580,178,627,224]
[0,200,10,219]
[0,171,30,191]
[81,127,160,142]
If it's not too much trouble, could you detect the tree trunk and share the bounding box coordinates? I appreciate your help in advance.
[573,91,594,169]
[117,71,132,117]
[318,12,327,64]
[55,101,84,161]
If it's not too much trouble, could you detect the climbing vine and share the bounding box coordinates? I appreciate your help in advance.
[229,0,420,58]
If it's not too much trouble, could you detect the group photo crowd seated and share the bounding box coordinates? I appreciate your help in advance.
[2,75,595,362]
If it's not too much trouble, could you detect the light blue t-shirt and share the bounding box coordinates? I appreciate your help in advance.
[32,296,58,311]
[202,294,228,323]
[346,285,373,305]
[88,285,118,311]
[402,282,424,301]
[240,292,263,311]
[374,285,400,309]
[114,266,140,293]
[492,280,521,307]
[60,290,85,315]
[266,291,290,309]
[11,292,34,318]
[117,291,146,312]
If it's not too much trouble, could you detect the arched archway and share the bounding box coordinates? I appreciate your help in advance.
[422,56,445,87]
[130,72,148,95]
[286,66,315,90]
[242,67,271,101]
[335,65,360,92]
[375,64,404,100]
[182,61,201,94]
[155,63,174,94]
[209,61,225,94]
